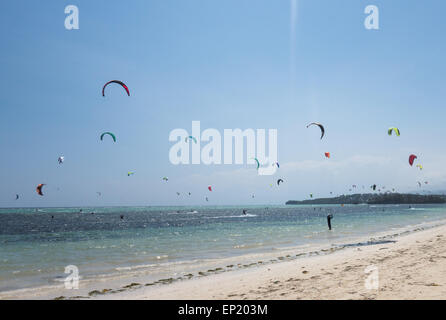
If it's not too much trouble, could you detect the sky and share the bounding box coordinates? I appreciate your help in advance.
[1,0,445,207]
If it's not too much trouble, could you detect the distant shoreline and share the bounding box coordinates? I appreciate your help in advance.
[286,193,446,205]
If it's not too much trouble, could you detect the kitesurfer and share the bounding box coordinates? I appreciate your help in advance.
[327,214,333,230]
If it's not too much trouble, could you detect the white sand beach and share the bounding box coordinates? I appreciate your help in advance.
[112,223,446,300]
[2,223,446,300]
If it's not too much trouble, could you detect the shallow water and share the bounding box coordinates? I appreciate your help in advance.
[1,204,446,292]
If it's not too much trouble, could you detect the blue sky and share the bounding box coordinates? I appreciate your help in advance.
[1,0,445,207]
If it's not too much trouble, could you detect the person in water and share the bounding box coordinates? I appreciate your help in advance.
[242,209,247,215]
[327,214,333,230]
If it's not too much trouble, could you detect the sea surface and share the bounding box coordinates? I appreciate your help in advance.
[1,204,446,293]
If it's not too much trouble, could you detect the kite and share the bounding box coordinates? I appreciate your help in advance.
[208,186,212,192]
[277,179,284,186]
[36,184,45,196]
[409,154,417,166]
[252,158,260,169]
[324,152,330,158]
[102,80,130,97]
[58,156,64,164]
[306,122,325,139]
[388,127,400,136]
[100,132,116,142]
[162,177,169,182]
[127,172,135,176]
[185,136,197,144]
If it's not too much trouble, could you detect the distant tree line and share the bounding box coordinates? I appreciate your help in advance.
[286,193,446,205]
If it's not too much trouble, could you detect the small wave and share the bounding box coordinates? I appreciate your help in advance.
[233,243,264,249]
[209,214,257,219]
[167,210,198,215]
[115,264,157,271]
[115,256,170,272]
[53,275,83,283]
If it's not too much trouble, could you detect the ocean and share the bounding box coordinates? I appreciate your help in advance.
[1,204,446,293]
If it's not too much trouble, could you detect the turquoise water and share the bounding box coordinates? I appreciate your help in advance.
[1,204,446,292]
